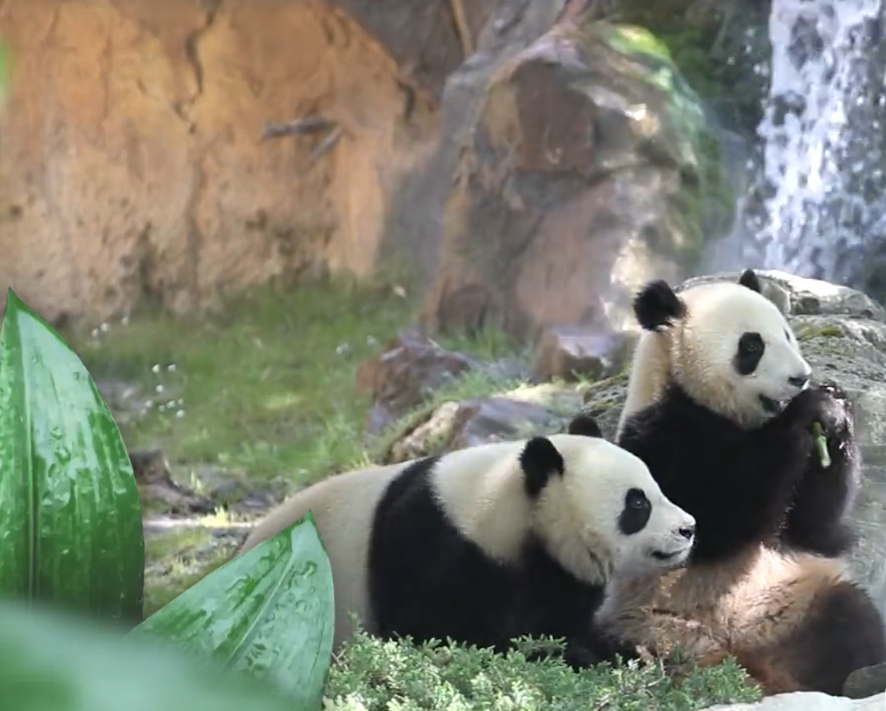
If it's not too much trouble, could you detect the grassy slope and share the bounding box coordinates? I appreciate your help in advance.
[57,275,758,705]
[67,278,521,485]
[61,277,524,615]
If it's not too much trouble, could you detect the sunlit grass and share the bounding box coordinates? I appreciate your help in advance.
[63,276,526,488]
[64,278,411,484]
[60,275,530,617]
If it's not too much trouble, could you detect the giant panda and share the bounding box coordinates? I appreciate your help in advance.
[235,415,697,667]
[590,268,886,696]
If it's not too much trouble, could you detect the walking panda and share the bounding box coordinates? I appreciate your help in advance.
[591,268,886,695]
[236,415,696,667]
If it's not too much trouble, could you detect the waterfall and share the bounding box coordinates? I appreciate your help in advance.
[741,0,886,286]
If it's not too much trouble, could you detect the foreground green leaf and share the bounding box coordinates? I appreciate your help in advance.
[131,512,334,710]
[0,288,144,622]
[0,599,298,711]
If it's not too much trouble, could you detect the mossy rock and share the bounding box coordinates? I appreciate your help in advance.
[795,323,846,341]
[582,21,736,270]
[576,371,630,440]
[589,0,771,135]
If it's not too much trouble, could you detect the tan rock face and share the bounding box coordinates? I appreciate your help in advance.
[419,18,724,341]
[0,0,484,322]
[0,0,723,336]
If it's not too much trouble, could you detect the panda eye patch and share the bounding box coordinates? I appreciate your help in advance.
[626,489,647,508]
[619,488,652,535]
[735,332,765,375]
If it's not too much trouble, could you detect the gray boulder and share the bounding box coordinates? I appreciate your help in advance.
[698,690,884,710]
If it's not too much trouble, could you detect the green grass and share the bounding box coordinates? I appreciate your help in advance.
[62,275,525,493]
[59,275,529,616]
[142,524,235,617]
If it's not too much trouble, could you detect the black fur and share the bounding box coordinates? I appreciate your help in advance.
[738,268,763,293]
[520,437,565,498]
[734,332,765,376]
[367,451,637,668]
[568,414,603,438]
[617,383,858,563]
[618,489,652,535]
[780,382,861,557]
[633,280,686,332]
[782,580,886,695]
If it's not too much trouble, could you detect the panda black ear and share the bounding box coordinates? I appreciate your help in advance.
[567,414,602,439]
[520,437,564,499]
[633,280,686,332]
[738,268,763,293]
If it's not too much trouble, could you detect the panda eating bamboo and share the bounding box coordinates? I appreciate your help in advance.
[590,268,886,696]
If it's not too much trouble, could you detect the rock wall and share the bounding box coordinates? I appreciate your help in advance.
[0,0,728,335]
[0,0,492,323]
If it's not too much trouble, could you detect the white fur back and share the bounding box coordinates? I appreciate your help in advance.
[618,331,672,438]
[430,440,534,563]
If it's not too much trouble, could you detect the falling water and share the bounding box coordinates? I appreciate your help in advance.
[742,0,886,286]
[727,1,886,618]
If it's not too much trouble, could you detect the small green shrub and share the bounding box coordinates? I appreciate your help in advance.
[324,632,762,711]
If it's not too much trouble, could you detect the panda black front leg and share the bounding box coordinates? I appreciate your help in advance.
[618,385,817,563]
[780,382,861,558]
[561,634,641,670]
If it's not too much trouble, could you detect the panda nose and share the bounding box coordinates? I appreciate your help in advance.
[788,373,810,389]
[678,525,695,540]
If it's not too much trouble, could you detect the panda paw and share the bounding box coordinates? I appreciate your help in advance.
[561,637,641,669]
[784,386,851,435]
[811,382,853,436]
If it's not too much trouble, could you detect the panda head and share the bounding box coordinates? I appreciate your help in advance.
[631,268,812,428]
[526,415,696,582]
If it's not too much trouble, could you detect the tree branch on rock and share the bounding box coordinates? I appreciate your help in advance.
[308,126,343,165]
[261,115,344,167]
[448,0,474,58]
[261,115,337,139]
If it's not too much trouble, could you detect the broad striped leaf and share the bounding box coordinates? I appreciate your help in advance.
[131,513,334,710]
[0,288,144,623]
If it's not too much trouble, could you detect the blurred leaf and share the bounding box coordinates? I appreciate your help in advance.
[0,288,144,623]
[131,512,334,710]
[0,599,299,711]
